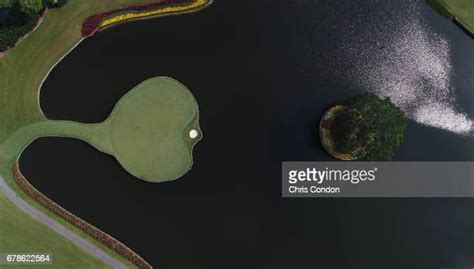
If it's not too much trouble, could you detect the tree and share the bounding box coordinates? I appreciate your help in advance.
[0,0,15,8]
[19,0,43,14]
[331,93,406,160]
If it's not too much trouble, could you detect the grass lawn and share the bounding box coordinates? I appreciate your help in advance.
[0,194,109,269]
[0,0,160,144]
[427,0,474,35]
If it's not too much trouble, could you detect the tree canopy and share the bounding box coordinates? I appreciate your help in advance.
[0,0,68,51]
[19,0,43,14]
[0,0,67,10]
[44,0,68,7]
[0,0,15,8]
[331,93,406,160]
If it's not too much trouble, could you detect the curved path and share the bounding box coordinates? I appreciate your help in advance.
[0,176,127,269]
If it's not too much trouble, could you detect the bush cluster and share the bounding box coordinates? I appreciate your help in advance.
[0,0,67,52]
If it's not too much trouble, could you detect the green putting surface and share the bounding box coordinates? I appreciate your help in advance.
[108,77,202,182]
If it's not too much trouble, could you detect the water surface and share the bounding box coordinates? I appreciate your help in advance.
[23,1,474,268]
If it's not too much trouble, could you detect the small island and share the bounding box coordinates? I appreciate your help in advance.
[320,93,407,161]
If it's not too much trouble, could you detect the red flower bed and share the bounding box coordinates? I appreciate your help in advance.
[81,0,194,37]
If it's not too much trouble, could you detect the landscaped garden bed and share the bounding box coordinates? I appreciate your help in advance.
[81,0,208,37]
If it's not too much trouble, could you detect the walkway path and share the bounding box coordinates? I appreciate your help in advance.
[0,175,127,269]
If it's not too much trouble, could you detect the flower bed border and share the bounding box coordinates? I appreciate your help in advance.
[82,0,208,37]
[13,163,152,269]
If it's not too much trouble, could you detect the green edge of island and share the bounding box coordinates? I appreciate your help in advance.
[427,0,474,36]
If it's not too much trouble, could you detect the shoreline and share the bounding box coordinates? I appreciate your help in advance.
[13,163,152,269]
[319,105,358,161]
[453,17,474,37]
[38,0,213,119]
[37,37,85,117]
[97,1,212,36]
[0,172,128,269]
[83,0,212,37]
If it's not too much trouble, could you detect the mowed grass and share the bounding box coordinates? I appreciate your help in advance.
[427,0,474,35]
[0,194,108,269]
[0,0,158,144]
[108,77,201,182]
[0,120,112,166]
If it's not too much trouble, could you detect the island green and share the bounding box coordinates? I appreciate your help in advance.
[109,77,201,182]
[0,77,202,183]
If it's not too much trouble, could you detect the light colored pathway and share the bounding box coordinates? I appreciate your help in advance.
[0,175,127,269]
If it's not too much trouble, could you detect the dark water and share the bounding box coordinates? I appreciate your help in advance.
[22,1,474,268]
[0,8,12,24]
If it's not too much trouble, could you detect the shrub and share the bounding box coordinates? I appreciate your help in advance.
[0,7,38,51]
[18,0,43,14]
[0,0,68,52]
